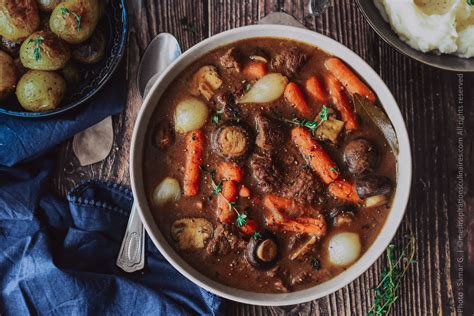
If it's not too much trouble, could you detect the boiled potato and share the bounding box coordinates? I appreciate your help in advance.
[50,0,101,44]
[61,62,81,87]
[20,31,70,70]
[174,97,209,134]
[72,28,106,64]
[16,70,66,111]
[328,232,361,267]
[37,0,62,13]
[0,0,40,42]
[0,50,18,100]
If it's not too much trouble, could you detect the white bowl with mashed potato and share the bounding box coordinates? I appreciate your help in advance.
[357,0,474,71]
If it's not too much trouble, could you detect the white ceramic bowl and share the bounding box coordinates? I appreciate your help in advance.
[130,25,412,306]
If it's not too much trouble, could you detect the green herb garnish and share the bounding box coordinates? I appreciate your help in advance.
[311,257,321,270]
[180,17,198,35]
[252,231,262,240]
[319,105,329,122]
[290,118,319,132]
[236,212,247,227]
[368,236,416,316]
[212,181,223,196]
[212,115,220,124]
[468,0,474,6]
[29,36,44,62]
[329,166,338,172]
[60,7,81,32]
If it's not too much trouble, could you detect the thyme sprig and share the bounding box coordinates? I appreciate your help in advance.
[368,236,416,316]
[60,7,81,32]
[206,168,248,228]
[281,105,330,132]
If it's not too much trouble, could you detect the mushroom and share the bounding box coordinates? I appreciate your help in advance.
[327,206,355,227]
[245,231,279,269]
[343,139,378,175]
[171,218,214,250]
[355,175,392,200]
[212,122,252,160]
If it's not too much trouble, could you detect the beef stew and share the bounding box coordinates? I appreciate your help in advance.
[143,38,397,293]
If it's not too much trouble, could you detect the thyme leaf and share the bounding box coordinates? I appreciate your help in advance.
[252,231,262,240]
[236,212,247,227]
[319,105,329,122]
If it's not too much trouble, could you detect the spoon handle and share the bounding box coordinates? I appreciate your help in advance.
[116,203,145,272]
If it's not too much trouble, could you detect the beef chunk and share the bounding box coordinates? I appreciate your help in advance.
[281,167,323,206]
[250,150,323,205]
[206,224,244,256]
[255,113,286,151]
[249,151,282,193]
[220,47,242,72]
[271,47,308,77]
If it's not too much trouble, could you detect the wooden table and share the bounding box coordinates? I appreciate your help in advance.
[53,0,473,314]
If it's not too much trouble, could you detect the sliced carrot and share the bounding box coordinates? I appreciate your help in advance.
[243,61,267,79]
[239,184,250,198]
[328,180,362,203]
[284,82,312,119]
[217,180,238,223]
[217,161,244,182]
[305,76,327,104]
[325,73,358,130]
[240,219,258,236]
[183,130,204,197]
[291,127,340,184]
[279,217,327,237]
[324,57,376,102]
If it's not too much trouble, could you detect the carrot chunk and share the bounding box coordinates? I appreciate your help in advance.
[217,161,244,182]
[240,219,258,236]
[279,217,327,237]
[217,180,238,223]
[291,127,340,184]
[328,180,362,203]
[243,61,268,79]
[284,82,313,119]
[183,130,204,197]
[325,57,376,102]
[305,76,327,104]
[325,73,358,130]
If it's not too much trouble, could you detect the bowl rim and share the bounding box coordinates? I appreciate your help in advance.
[130,24,412,306]
[355,0,474,72]
[0,0,128,118]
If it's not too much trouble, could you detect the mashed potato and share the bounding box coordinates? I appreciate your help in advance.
[375,0,474,58]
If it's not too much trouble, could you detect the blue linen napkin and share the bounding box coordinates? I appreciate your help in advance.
[0,71,226,315]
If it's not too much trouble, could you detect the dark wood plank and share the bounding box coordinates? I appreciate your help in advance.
[52,0,471,314]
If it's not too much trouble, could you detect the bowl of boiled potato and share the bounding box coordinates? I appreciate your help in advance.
[0,0,127,117]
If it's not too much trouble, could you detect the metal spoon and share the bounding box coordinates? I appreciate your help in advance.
[116,33,181,273]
